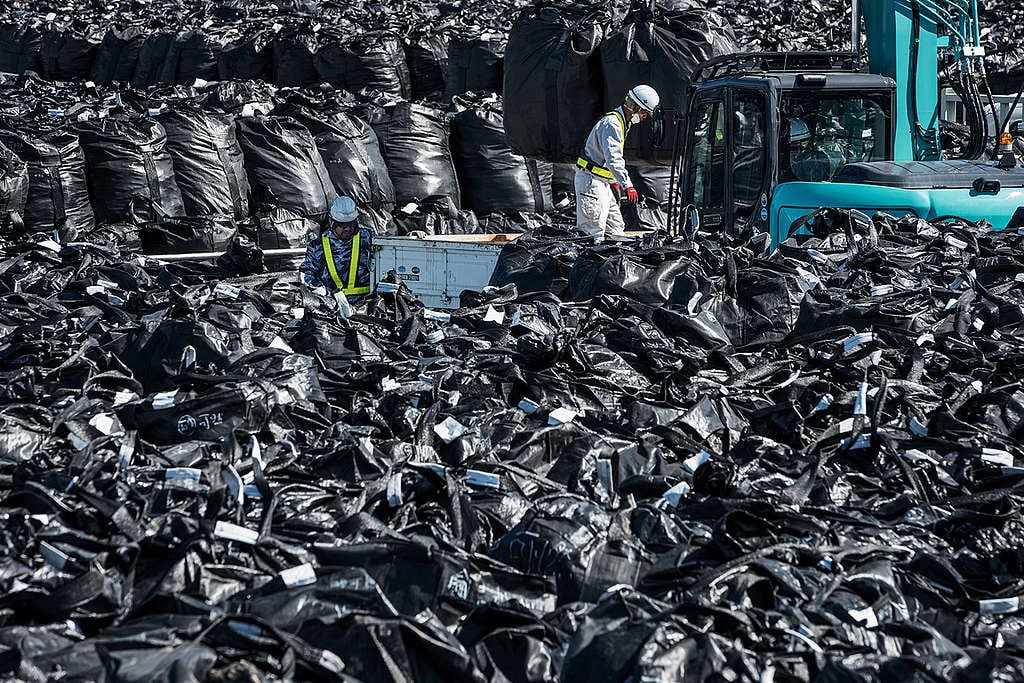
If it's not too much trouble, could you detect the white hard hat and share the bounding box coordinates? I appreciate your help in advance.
[330,196,358,223]
[627,85,660,113]
[790,119,811,143]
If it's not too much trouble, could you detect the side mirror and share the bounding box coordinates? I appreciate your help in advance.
[650,106,665,147]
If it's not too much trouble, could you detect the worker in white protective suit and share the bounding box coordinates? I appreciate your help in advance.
[575,84,660,242]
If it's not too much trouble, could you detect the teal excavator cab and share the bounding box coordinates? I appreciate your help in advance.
[673,0,1024,247]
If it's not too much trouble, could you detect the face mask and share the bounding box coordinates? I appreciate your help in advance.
[630,112,642,125]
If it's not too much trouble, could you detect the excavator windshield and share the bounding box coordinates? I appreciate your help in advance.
[780,91,893,182]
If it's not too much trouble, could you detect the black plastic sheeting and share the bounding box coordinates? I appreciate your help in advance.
[0,141,27,234]
[0,210,1022,679]
[315,31,412,101]
[446,34,506,98]
[365,101,461,208]
[450,93,553,215]
[157,106,250,220]
[503,2,610,164]
[235,114,337,223]
[73,116,185,225]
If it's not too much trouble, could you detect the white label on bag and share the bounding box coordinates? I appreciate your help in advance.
[547,407,577,425]
[152,390,178,409]
[981,448,1014,467]
[434,416,467,443]
[88,413,122,436]
[853,382,869,416]
[811,393,833,414]
[915,333,934,346]
[683,450,713,474]
[483,306,505,324]
[518,398,540,414]
[40,542,69,570]
[848,606,878,628]
[280,563,317,588]
[842,332,874,354]
[213,282,242,299]
[269,336,293,353]
[662,481,690,507]
[386,473,403,507]
[945,234,968,250]
[425,330,445,343]
[979,596,1020,615]
[466,470,500,489]
[214,521,259,545]
[423,309,451,323]
[400,202,418,214]
[381,377,401,392]
[38,239,61,252]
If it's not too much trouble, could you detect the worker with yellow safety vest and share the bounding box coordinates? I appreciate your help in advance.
[300,196,373,300]
[575,85,660,242]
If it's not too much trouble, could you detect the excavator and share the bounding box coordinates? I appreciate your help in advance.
[668,0,1024,248]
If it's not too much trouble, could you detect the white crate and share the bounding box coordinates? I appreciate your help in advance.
[372,234,521,309]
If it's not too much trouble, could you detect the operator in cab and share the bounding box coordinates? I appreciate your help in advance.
[300,196,374,302]
[575,85,660,243]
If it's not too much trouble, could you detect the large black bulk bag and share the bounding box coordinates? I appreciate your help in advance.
[503,2,610,163]
[90,26,146,85]
[0,142,28,234]
[157,107,250,219]
[75,117,185,224]
[404,33,448,101]
[0,22,44,75]
[367,102,460,207]
[247,206,318,271]
[450,94,552,215]
[139,214,237,254]
[315,31,411,100]
[159,30,225,85]
[272,31,319,87]
[132,31,174,88]
[236,115,336,222]
[275,102,394,211]
[446,35,505,97]
[40,25,103,81]
[218,30,273,82]
[601,5,736,164]
[0,129,94,239]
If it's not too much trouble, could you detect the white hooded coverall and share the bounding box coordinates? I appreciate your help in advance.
[575,106,633,242]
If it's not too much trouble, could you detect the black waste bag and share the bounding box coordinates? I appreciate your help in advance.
[218,29,274,82]
[489,231,589,296]
[446,34,505,97]
[450,93,553,215]
[0,129,95,239]
[90,26,146,85]
[139,215,237,255]
[247,205,317,270]
[405,32,449,101]
[272,30,319,87]
[391,195,480,236]
[503,2,610,163]
[315,31,411,100]
[40,25,103,81]
[158,30,226,85]
[157,107,250,219]
[74,117,185,225]
[275,101,395,211]
[124,378,276,445]
[236,115,337,223]
[367,101,460,207]
[552,163,576,198]
[132,31,174,89]
[0,141,30,235]
[601,4,736,164]
[0,22,43,75]
[568,245,693,305]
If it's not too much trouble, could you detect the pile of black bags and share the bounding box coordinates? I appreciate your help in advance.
[0,209,1022,679]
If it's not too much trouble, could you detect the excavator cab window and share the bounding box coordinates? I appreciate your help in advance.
[688,98,727,214]
[732,91,767,216]
[780,91,892,182]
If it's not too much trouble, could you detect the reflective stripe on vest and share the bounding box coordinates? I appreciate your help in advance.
[577,110,627,180]
[322,232,371,296]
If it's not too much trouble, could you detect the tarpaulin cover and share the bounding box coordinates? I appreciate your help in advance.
[0,128,95,239]
[315,31,412,100]
[157,107,251,219]
[74,116,185,225]
[275,98,395,211]
[236,114,337,223]
[601,3,736,165]
[366,101,461,208]
[450,93,553,215]
[503,1,610,163]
